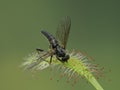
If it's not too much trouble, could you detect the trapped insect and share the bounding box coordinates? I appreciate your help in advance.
[22,16,104,90]
[36,16,71,63]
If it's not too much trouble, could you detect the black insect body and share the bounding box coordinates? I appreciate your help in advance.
[41,30,70,63]
[41,30,58,49]
[37,16,71,63]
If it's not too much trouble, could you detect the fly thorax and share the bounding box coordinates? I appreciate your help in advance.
[49,37,58,48]
[56,45,66,57]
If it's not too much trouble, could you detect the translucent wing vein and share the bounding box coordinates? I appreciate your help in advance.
[56,16,71,49]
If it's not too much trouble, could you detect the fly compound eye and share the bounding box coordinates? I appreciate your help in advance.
[62,55,70,62]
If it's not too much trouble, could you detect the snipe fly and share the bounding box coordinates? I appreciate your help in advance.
[36,16,71,63]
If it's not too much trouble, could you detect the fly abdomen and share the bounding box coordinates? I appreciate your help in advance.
[41,30,58,48]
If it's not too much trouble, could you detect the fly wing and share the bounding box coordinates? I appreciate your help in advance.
[25,50,51,70]
[36,50,51,62]
[56,16,71,49]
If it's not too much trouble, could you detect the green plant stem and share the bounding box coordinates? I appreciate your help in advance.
[63,58,104,90]
[87,76,104,90]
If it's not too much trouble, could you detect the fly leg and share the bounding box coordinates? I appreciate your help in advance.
[36,48,54,64]
[56,56,63,62]
[49,55,53,64]
[38,52,54,64]
[36,51,50,62]
[36,48,44,52]
[36,48,49,62]
[36,48,44,55]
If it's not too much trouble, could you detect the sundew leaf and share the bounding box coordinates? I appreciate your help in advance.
[21,50,104,90]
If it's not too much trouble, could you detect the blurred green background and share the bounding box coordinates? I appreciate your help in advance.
[0,0,119,90]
